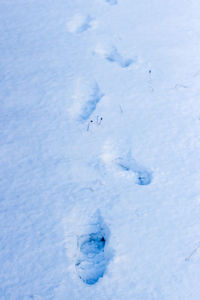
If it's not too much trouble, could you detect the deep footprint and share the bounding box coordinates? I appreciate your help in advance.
[76,212,111,285]
[136,170,152,185]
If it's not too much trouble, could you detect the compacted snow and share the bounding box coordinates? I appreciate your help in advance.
[1,0,200,299]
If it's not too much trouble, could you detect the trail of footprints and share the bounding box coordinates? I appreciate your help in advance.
[68,0,153,285]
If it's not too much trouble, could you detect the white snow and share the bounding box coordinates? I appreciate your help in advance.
[1,0,200,299]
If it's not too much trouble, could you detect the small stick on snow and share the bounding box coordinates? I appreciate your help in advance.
[185,242,200,262]
[86,120,93,131]
[119,105,123,113]
[149,69,152,76]
[148,70,154,92]
[96,115,103,125]
[98,117,103,125]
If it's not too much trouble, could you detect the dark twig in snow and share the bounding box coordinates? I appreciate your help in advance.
[97,115,103,125]
[185,242,200,262]
[87,120,93,131]
[148,69,154,92]
[119,105,123,113]
[86,116,103,131]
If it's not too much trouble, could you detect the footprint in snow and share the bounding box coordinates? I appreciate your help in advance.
[69,79,104,123]
[28,295,41,300]
[116,152,152,185]
[94,45,135,68]
[79,83,104,122]
[105,0,118,5]
[76,211,112,285]
[67,14,95,34]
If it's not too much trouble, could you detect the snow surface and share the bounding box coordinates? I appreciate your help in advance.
[1,0,200,299]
